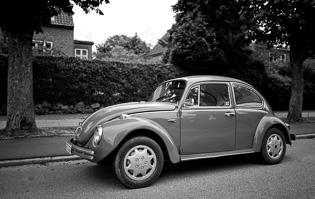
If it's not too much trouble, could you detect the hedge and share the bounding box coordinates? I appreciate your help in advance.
[0,54,314,115]
[0,55,187,114]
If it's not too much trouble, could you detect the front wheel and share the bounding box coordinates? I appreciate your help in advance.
[260,128,286,165]
[113,136,164,188]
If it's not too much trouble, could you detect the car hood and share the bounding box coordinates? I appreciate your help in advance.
[76,102,176,144]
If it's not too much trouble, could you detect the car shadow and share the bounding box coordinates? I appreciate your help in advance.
[80,163,124,189]
[162,153,263,178]
[79,153,293,189]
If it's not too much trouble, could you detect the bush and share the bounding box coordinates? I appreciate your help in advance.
[0,54,7,112]
[0,55,187,114]
[263,73,291,110]
[0,54,314,114]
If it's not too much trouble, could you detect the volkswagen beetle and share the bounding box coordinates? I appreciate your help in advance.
[66,75,295,188]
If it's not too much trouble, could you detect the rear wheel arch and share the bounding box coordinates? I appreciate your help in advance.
[256,124,291,152]
[268,124,291,145]
[253,117,291,152]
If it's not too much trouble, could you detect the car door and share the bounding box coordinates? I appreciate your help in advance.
[232,83,268,150]
[180,82,236,155]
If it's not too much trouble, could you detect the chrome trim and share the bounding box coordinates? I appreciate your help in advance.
[181,149,255,161]
[66,140,94,161]
[120,114,131,119]
[182,82,233,109]
[231,82,264,109]
[75,125,82,136]
[224,112,235,117]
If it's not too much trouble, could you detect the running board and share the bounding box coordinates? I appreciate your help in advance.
[181,149,255,161]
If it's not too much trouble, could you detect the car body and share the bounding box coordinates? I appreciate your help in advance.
[66,75,295,188]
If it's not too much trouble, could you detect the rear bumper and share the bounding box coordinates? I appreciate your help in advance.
[66,139,94,161]
[290,133,296,141]
[285,123,296,142]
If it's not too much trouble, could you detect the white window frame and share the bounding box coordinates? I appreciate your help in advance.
[45,41,53,50]
[32,40,53,51]
[75,48,88,59]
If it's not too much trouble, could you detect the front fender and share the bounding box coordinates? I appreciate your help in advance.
[252,115,291,152]
[91,117,180,163]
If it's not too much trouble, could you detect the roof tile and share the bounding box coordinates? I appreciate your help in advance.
[51,12,74,27]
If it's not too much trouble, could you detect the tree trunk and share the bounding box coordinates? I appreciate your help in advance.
[4,30,37,136]
[287,51,304,122]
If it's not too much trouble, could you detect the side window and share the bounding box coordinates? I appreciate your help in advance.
[200,84,230,107]
[233,84,262,107]
[185,83,230,107]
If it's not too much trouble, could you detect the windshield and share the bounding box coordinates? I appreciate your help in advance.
[148,80,186,104]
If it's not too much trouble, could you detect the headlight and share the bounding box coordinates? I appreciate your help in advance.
[92,125,103,147]
[75,122,83,136]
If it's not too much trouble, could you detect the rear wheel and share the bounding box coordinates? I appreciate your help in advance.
[113,136,164,188]
[260,128,286,164]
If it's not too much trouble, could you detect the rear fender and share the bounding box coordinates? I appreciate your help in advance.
[252,115,291,152]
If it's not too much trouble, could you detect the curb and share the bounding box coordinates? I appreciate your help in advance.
[0,134,314,168]
[295,133,315,140]
[0,155,82,168]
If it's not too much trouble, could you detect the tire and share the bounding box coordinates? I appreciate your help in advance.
[260,128,286,165]
[112,136,164,188]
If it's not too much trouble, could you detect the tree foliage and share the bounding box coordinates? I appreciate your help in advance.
[240,0,315,122]
[95,34,151,62]
[0,0,110,136]
[0,0,109,34]
[240,0,315,58]
[164,0,252,71]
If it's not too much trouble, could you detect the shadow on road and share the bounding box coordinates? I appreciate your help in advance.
[73,152,295,190]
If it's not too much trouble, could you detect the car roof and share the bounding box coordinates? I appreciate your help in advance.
[168,75,248,85]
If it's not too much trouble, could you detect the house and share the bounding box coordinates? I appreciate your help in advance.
[250,43,289,63]
[74,40,94,59]
[146,32,169,61]
[33,12,74,57]
[1,12,94,59]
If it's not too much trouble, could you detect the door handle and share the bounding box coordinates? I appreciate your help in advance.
[168,119,177,123]
[224,112,235,117]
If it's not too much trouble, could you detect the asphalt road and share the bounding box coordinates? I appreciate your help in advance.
[0,139,314,199]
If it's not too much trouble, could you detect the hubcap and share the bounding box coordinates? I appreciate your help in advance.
[266,134,283,159]
[124,145,157,181]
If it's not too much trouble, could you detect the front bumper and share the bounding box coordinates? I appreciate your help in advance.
[66,138,94,161]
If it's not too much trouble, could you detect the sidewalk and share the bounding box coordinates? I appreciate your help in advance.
[0,112,314,167]
[0,114,89,129]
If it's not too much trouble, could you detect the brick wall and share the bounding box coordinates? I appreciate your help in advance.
[33,26,74,57]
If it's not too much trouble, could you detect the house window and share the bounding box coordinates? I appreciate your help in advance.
[75,49,88,59]
[45,41,53,50]
[279,54,287,62]
[32,40,53,51]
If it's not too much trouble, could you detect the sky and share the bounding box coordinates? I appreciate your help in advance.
[72,0,177,50]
